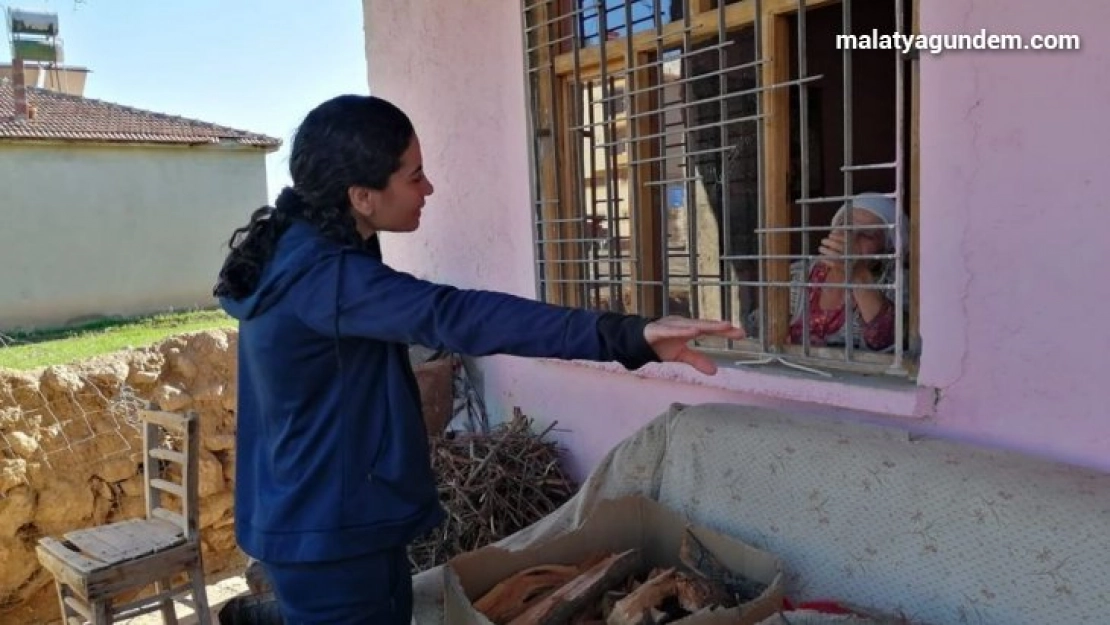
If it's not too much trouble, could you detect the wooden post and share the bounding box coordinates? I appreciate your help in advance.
[761,13,792,346]
[633,52,664,317]
[908,0,921,368]
[533,1,570,305]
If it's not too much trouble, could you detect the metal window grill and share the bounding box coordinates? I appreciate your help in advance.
[522,0,912,376]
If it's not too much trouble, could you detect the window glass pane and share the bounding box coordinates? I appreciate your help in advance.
[579,0,678,47]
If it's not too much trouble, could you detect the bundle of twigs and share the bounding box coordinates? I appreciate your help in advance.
[408,408,577,573]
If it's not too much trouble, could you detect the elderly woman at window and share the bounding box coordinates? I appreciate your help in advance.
[786,193,908,352]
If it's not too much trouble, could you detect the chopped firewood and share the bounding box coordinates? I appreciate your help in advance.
[475,564,582,623]
[606,567,730,625]
[508,549,642,625]
[678,530,726,581]
[473,530,770,624]
[578,551,616,571]
[608,568,681,625]
[678,529,765,604]
[600,590,628,620]
[673,570,733,612]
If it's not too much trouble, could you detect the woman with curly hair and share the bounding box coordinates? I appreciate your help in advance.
[214,94,743,624]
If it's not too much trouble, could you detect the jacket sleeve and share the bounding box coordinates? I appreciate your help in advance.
[294,251,660,370]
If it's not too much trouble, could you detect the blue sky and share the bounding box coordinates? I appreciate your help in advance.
[2,0,369,202]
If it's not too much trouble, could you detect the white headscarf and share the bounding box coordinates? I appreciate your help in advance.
[830,192,908,263]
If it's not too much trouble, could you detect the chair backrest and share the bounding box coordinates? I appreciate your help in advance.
[139,405,200,541]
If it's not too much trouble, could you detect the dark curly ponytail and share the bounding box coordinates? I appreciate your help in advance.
[214,95,416,300]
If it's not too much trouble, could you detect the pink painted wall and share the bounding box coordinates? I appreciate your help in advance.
[364,0,1110,480]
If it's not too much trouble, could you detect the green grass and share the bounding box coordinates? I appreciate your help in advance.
[0,309,237,370]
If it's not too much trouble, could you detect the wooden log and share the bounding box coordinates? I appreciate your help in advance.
[600,590,629,620]
[608,566,736,625]
[678,529,762,605]
[674,570,732,613]
[678,530,729,582]
[475,564,582,623]
[508,549,642,625]
[607,568,680,625]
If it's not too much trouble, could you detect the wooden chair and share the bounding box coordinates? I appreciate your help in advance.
[36,406,211,624]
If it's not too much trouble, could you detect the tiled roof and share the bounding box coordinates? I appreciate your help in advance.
[0,79,281,149]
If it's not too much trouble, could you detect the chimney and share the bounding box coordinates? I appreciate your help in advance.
[12,57,28,120]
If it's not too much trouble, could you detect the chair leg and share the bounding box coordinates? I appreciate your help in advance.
[156,579,179,625]
[53,580,79,624]
[189,562,212,625]
[91,599,111,624]
[55,581,98,625]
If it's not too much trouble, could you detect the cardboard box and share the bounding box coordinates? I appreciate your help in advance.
[444,495,784,625]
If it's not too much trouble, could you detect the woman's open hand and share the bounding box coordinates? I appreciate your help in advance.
[643,316,745,375]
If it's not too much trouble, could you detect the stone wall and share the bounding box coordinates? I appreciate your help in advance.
[0,329,240,624]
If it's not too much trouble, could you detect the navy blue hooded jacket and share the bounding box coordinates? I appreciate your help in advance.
[220,220,658,563]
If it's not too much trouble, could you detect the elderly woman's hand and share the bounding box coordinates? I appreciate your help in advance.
[819,230,881,268]
[643,316,745,375]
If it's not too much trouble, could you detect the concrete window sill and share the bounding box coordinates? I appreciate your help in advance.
[536,355,937,420]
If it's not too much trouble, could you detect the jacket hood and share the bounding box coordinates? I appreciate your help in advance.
[220,220,344,321]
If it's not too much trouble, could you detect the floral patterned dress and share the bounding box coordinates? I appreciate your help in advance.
[788,262,896,351]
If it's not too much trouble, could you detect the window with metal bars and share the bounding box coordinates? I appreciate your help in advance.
[522,0,918,376]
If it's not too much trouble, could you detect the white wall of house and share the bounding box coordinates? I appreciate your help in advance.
[0,142,269,331]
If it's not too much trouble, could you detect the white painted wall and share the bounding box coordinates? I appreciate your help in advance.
[0,142,270,331]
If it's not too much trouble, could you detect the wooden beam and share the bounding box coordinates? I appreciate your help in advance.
[554,0,574,55]
[475,564,581,623]
[553,0,838,75]
[767,0,840,16]
[555,2,751,75]
[557,78,584,308]
[632,52,664,317]
[761,13,792,347]
[691,0,716,16]
[508,549,642,625]
[609,568,680,625]
[531,1,570,305]
[908,0,921,369]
